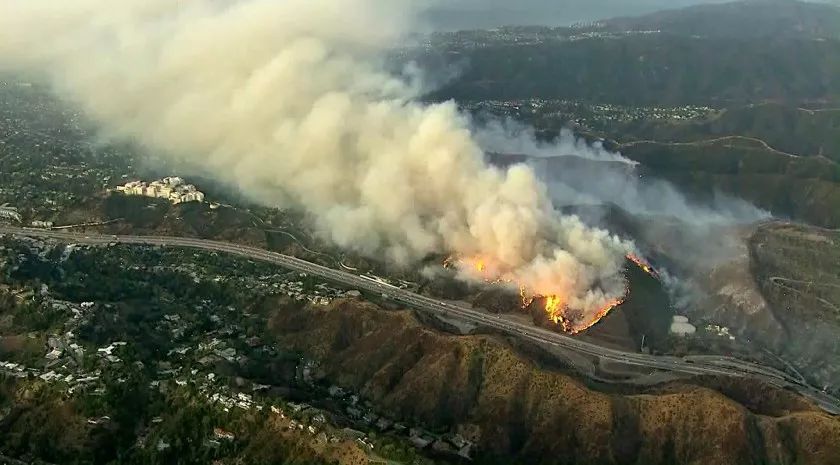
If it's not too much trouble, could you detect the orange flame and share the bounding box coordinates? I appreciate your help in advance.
[567,296,625,334]
[519,285,535,308]
[528,293,626,334]
[444,254,642,334]
[544,295,565,322]
[627,253,659,279]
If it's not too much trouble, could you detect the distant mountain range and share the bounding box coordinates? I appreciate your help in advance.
[604,0,840,39]
[420,0,723,31]
[422,0,840,33]
[424,0,840,105]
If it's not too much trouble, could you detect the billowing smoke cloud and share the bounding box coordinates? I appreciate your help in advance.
[470,115,772,320]
[0,0,634,319]
[476,119,631,164]
[491,128,772,321]
[522,144,769,270]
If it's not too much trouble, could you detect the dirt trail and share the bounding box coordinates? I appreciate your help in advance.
[619,135,799,158]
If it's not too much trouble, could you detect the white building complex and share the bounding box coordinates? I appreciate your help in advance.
[670,315,697,337]
[115,177,205,204]
[0,204,21,223]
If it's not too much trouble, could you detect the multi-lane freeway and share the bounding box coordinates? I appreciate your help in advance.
[2,225,838,415]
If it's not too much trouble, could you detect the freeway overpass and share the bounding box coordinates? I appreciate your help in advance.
[1,225,838,415]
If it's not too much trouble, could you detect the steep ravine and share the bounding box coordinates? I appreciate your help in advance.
[267,298,840,465]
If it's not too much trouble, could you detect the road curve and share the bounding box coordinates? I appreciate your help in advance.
[2,226,838,415]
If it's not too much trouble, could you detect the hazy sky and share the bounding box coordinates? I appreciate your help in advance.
[422,0,832,30]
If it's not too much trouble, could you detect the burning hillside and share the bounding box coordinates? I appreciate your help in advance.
[446,252,660,334]
[1,0,644,326]
[627,253,660,280]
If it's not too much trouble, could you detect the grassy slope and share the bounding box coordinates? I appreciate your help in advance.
[748,222,840,389]
[615,104,840,161]
[618,141,840,228]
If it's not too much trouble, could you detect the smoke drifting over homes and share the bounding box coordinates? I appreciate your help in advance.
[0,0,636,317]
[4,0,749,320]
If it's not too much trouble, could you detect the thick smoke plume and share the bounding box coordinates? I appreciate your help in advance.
[0,0,634,317]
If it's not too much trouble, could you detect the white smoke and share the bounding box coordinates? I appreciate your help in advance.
[0,0,634,318]
[475,119,632,164]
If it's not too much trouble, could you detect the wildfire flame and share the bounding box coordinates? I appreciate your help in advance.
[627,253,659,279]
[519,285,535,308]
[568,296,625,334]
[544,295,565,321]
[444,251,660,334]
[528,292,626,334]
